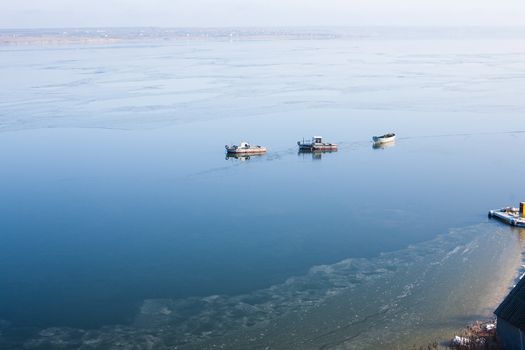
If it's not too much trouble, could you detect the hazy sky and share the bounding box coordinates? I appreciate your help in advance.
[2,0,525,28]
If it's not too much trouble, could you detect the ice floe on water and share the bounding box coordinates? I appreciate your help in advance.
[7,223,523,350]
[2,36,525,132]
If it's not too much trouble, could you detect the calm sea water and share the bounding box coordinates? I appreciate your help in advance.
[1,28,525,349]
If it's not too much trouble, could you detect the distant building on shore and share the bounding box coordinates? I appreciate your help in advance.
[495,276,525,350]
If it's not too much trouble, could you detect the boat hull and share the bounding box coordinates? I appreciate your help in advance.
[373,135,396,144]
[298,144,337,151]
[226,148,267,154]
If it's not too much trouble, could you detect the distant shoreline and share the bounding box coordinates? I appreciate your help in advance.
[2,26,525,46]
[0,27,339,46]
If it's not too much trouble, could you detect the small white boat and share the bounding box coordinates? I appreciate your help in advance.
[372,133,396,144]
[225,141,267,154]
[489,204,525,227]
[297,136,337,151]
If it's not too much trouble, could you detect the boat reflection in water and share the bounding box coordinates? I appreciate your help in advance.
[511,226,525,242]
[372,140,396,150]
[225,153,264,161]
[298,149,337,160]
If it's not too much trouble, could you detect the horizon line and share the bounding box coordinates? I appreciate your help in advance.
[3,24,525,31]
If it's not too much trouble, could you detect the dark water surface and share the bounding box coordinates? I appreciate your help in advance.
[1,28,525,349]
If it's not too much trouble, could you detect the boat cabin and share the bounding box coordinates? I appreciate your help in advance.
[297,136,337,151]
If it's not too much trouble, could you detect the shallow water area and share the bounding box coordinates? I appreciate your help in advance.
[4,224,524,350]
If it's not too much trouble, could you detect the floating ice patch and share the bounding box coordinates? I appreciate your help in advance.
[15,223,523,350]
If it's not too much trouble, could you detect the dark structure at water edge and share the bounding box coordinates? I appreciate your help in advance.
[495,276,525,350]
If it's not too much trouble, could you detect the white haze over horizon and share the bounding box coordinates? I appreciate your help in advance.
[2,0,525,29]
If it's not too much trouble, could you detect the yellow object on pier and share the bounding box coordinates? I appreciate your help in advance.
[520,202,525,218]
